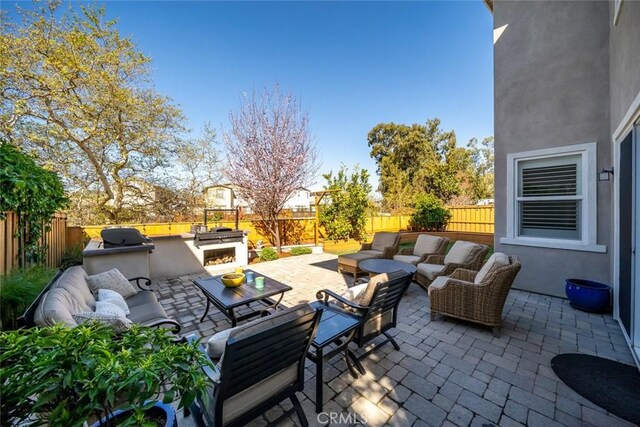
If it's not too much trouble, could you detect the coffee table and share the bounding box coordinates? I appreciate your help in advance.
[359,258,417,276]
[193,271,292,326]
[306,300,364,413]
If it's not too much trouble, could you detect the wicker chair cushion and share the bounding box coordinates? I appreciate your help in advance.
[413,235,444,256]
[444,241,482,265]
[371,232,398,252]
[474,252,510,284]
[393,254,421,264]
[338,251,381,267]
[417,263,445,280]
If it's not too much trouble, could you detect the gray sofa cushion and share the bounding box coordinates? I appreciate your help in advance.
[51,266,95,312]
[125,290,159,308]
[34,287,83,327]
[126,301,169,325]
[371,232,398,252]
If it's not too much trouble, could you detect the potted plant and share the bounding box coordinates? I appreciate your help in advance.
[0,323,212,426]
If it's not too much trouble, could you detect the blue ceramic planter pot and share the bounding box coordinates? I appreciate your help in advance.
[565,279,611,313]
[90,401,177,427]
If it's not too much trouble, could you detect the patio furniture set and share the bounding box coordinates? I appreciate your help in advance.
[181,232,520,425]
[21,232,521,427]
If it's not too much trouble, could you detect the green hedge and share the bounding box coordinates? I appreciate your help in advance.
[290,247,312,256]
[0,266,57,330]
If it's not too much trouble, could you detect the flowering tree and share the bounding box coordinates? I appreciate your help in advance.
[223,86,319,251]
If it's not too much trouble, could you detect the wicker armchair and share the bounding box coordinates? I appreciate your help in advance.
[415,241,489,289]
[393,234,449,265]
[428,254,521,336]
[338,232,401,279]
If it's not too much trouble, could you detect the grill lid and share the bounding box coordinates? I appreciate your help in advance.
[101,228,152,248]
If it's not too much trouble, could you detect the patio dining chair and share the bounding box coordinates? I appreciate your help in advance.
[393,234,449,265]
[415,240,489,289]
[187,304,321,427]
[428,253,521,336]
[337,232,401,279]
[316,270,414,370]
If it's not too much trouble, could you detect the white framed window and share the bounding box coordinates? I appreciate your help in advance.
[501,142,606,253]
[215,189,225,199]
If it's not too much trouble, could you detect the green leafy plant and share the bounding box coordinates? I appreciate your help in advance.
[0,323,212,426]
[290,247,312,256]
[319,164,372,242]
[60,245,84,270]
[0,143,68,266]
[259,247,279,261]
[409,194,452,232]
[0,266,57,331]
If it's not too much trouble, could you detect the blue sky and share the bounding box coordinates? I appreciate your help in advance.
[5,1,494,192]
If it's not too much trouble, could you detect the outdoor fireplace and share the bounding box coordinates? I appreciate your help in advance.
[204,247,236,266]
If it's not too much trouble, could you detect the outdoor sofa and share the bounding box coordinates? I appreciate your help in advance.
[337,232,401,279]
[428,253,521,336]
[393,234,449,265]
[415,240,489,289]
[19,265,181,333]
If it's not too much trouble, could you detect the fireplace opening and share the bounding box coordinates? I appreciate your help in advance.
[204,247,236,266]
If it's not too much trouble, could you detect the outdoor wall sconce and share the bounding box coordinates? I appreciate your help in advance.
[598,167,614,182]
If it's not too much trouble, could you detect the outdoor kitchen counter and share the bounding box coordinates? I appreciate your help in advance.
[83,239,153,279]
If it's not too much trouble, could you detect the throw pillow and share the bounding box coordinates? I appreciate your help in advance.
[86,269,137,299]
[72,312,133,333]
[207,328,235,359]
[97,289,131,315]
[95,300,128,318]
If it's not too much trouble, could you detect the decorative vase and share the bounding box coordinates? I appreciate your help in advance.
[565,279,611,313]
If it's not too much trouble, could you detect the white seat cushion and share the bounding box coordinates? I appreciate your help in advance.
[474,253,510,284]
[413,235,444,256]
[444,241,482,265]
[393,254,421,264]
[428,276,451,297]
[417,263,446,280]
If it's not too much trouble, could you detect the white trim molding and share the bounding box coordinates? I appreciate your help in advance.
[501,142,607,253]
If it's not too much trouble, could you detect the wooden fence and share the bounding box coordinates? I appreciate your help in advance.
[1,212,68,275]
[76,205,495,246]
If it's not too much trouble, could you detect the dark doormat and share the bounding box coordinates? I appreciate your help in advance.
[551,353,640,424]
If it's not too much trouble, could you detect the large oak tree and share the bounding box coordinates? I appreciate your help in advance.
[0,2,212,223]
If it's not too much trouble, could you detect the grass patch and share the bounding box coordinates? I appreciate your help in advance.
[0,266,57,330]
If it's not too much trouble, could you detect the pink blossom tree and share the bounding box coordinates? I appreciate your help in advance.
[223,86,319,252]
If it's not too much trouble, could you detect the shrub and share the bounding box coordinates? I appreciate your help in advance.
[0,323,211,426]
[259,247,279,261]
[409,194,451,232]
[60,244,84,269]
[290,246,312,256]
[0,266,57,330]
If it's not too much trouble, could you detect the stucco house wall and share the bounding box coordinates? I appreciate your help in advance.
[493,0,612,297]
